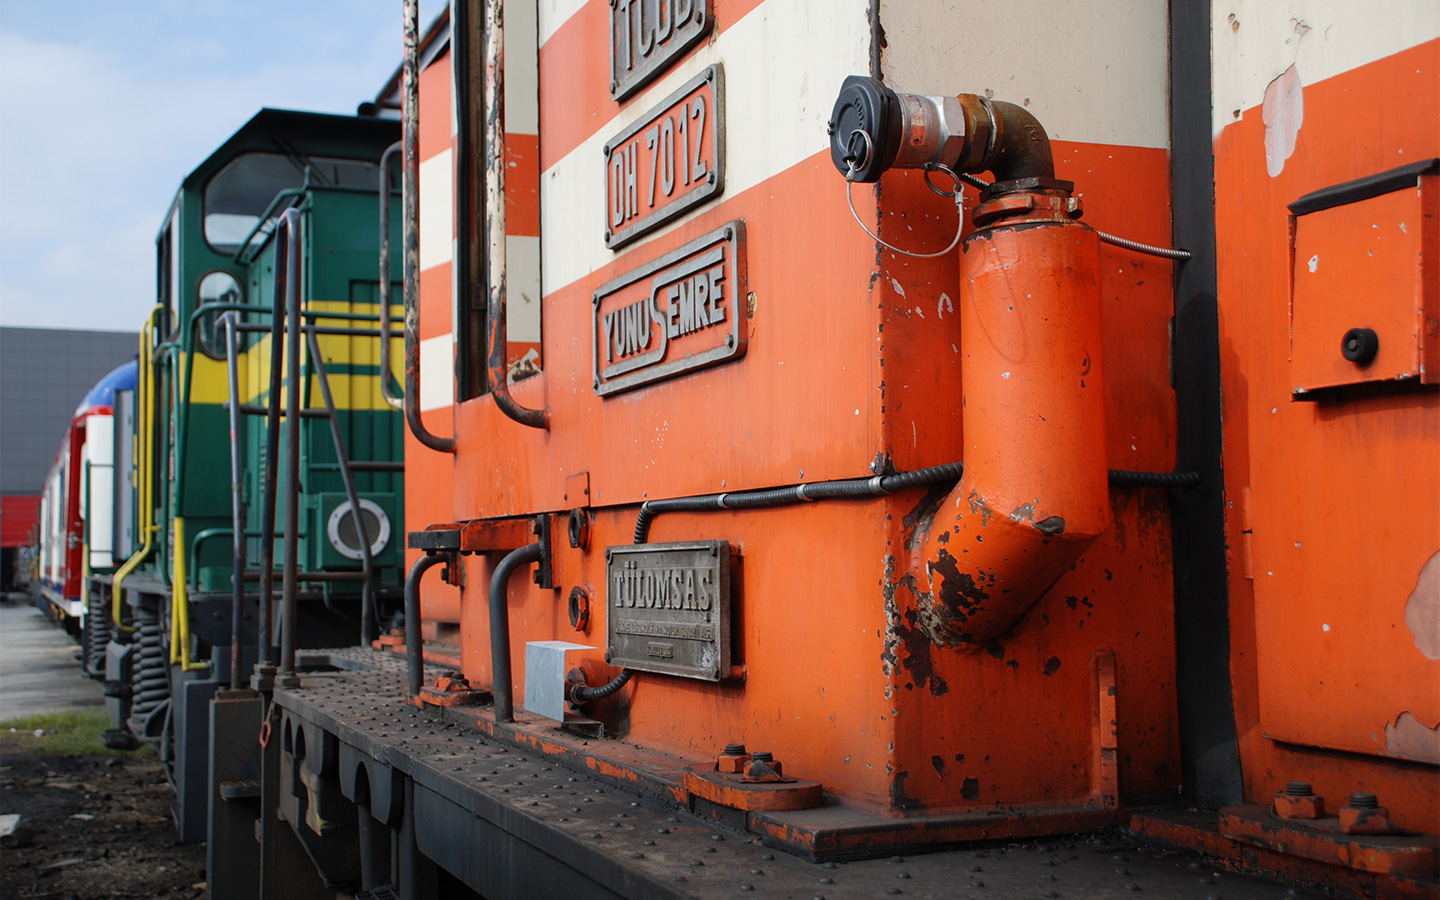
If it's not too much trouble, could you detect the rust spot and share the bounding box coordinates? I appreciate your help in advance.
[960,777,980,800]
[931,755,946,777]
[1034,516,1065,536]
[901,482,951,553]
[966,490,994,527]
[1042,656,1062,676]
[889,771,925,812]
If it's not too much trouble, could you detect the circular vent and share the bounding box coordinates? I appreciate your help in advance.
[326,499,391,561]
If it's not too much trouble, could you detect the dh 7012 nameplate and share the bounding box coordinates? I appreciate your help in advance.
[604,65,724,250]
[592,220,747,397]
[605,541,731,681]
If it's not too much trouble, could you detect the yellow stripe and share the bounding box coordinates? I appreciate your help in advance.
[188,303,404,408]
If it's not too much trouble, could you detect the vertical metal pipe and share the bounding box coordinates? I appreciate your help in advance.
[482,0,549,429]
[306,331,376,645]
[402,0,456,453]
[403,551,447,696]
[223,314,246,690]
[489,542,540,722]
[280,209,303,674]
[378,140,403,411]
[258,217,292,667]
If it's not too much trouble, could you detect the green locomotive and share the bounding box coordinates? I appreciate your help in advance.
[89,108,404,842]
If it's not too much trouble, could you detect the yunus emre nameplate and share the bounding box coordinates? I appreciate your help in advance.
[604,65,724,249]
[610,0,712,102]
[592,220,747,396]
[605,541,731,681]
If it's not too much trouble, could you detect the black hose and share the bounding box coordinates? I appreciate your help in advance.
[404,551,449,696]
[569,668,633,705]
[1108,469,1202,488]
[631,462,1194,541]
[632,461,967,543]
[491,543,541,722]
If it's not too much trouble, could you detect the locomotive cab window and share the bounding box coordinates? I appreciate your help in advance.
[202,152,380,254]
[195,271,242,359]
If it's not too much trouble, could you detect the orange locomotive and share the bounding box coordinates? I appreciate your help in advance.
[237,1,1439,898]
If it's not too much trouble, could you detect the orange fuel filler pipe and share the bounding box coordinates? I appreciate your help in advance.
[830,77,1108,647]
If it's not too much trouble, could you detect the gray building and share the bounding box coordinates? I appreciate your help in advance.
[1,327,139,496]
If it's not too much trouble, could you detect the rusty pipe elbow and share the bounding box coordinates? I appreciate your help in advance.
[827,76,1055,185]
[914,218,1108,648]
[983,100,1054,183]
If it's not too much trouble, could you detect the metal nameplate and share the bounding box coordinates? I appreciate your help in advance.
[592,220,747,397]
[604,65,724,249]
[610,0,713,102]
[606,541,730,681]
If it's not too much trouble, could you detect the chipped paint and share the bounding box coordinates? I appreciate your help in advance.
[1404,550,1440,660]
[1262,64,1303,177]
[1384,711,1440,764]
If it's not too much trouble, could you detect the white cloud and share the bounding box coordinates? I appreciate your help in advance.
[0,15,403,331]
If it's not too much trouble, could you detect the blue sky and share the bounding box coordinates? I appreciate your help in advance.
[0,1,441,332]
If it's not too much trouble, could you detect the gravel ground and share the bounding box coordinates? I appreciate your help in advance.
[0,752,206,900]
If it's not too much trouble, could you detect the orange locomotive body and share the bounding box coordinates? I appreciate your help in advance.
[239,2,1438,898]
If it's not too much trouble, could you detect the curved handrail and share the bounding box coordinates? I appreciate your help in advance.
[378,140,404,410]
[482,0,548,429]
[402,0,456,453]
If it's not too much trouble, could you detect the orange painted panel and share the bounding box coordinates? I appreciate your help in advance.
[1291,182,1438,393]
[507,134,541,237]
[452,151,881,521]
[419,49,451,162]
[1215,39,1440,829]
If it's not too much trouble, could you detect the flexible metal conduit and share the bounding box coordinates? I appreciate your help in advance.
[633,465,1199,541]
[490,542,541,722]
[403,551,449,696]
[402,0,455,453]
[634,462,966,543]
[482,0,548,429]
[953,172,1191,261]
[378,140,403,411]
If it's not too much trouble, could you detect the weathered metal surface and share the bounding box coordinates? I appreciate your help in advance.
[604,66,724,249]
[1219,804,1440,877]
[682,763,823,812]
[604,541,730,681]
[610,0,713,101]
[268,649,1333,897]
[592,222,746,397]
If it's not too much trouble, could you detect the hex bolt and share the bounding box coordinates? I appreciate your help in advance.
[724,743,747,756]
[1285,781,1313,796]
[1348,792,1379,808]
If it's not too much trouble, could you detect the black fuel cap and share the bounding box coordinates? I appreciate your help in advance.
[827,75,902,182]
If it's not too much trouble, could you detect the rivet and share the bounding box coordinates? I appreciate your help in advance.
[642,840,655,846]
[632,851,645,859]
[657,827,670,834]
[818,877,833,884]
[1123,883,1140,892]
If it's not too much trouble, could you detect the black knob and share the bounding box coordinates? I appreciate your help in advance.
[827,75,902,183]
[1341,327,1378,366]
